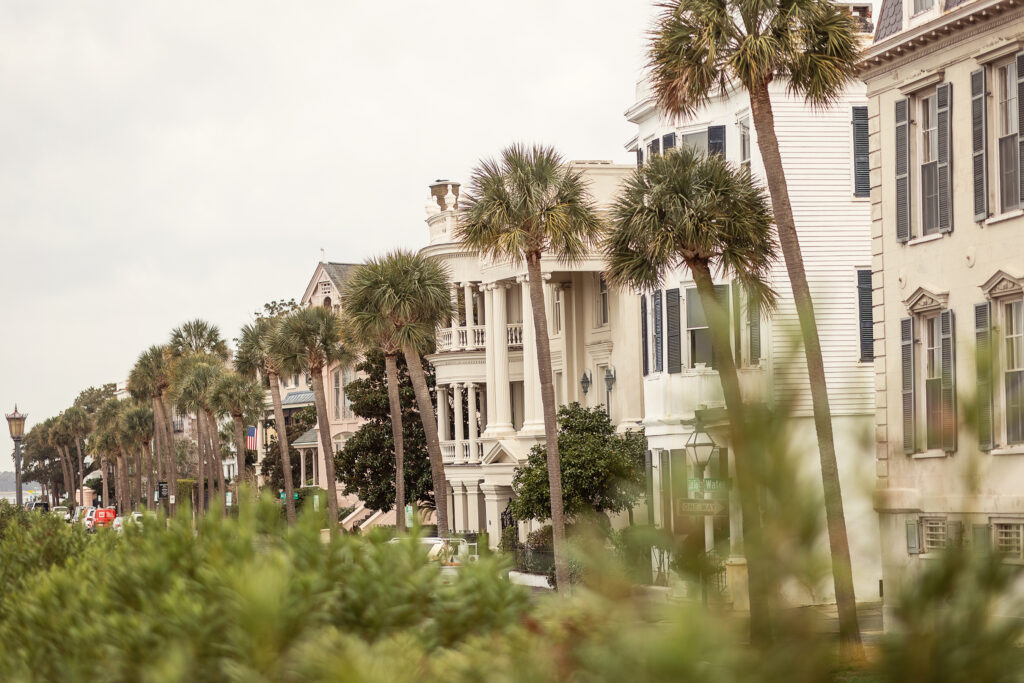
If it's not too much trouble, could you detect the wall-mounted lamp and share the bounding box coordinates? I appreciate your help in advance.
[580,370,592,396]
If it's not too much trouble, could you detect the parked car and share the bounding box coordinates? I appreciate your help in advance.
[51,506,69,522]
[113,512,144,534]
[75,506,95,527]
[92,508,116,531]
[25,501,49,512]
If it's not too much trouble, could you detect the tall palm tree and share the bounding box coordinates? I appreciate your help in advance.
[64,406,89,507]
[344,252,453,535]
[95,398,126,513]
[458,144,603,592]
[210,371,264,498]
[273,307,350,533]
[170,356,226,514]
[648,0,864,652]
[604,146,777,642]
[120,403,154,511]
[236,317,298,523]
[128,346,176,512]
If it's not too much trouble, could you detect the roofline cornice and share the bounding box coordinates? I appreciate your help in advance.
[861,0,1020,73]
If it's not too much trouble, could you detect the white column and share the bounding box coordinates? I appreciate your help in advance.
[453,383,465,463]
[482,484,510,549]
[435,384,447,441]
[452,482,467,533]
[490,283,514,434]
[300,449,307,486]
[463,282,475,326]
[466,481,481,533]
[483,285,497,431]
[467,383,478,462]
[520,276,544,434]
[449,284,459,330]
[446,484,456,535]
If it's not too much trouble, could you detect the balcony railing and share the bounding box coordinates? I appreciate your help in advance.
[435,325,487,353]
[507,323,523,348]
[440,439,487,464]
[441,441,456,463]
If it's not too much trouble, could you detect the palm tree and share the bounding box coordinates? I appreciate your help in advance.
[41,418,72,506]
[95,398,126,512]
[273,307,350,533]
[648,0,864,652]
[120,403,154,511]
[343,252,453,535]
[170,356,226,514]
[64,406,89,507]
[458,144,603,592]
[210,371,264,498]
[604,146,777,642]
[236,317,299,523]
[128,346,177,512]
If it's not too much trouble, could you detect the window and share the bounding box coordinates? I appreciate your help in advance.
[333,369,342,420]
[922,517,947,552]
[293,372,300,388]
[596,276,609,326]
[342,367,355,419]
[320,281,331,295]
[913,0,934,12]
[685,286,728,368]
[994,521,1024,559]
[680,130,708,154]
[1005,300,1024,444]
[553,287,562,334]
[647,138,661,159]
[920,93,940,235]
[738,119,751,174]
[996,61,1020,213]
[924,315,943,450]
[857,270,874,361]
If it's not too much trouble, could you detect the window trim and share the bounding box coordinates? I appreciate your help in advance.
[991,518,1024,562]
[1002,297,1024,446]
[995,59,1020,215]
[918,90,940,236]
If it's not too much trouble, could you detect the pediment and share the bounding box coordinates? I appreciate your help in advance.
[481,442,518,465]
[903,285,948,315]
[981,269,1024,300]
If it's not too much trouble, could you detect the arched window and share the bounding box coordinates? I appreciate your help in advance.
[323,296,332,309]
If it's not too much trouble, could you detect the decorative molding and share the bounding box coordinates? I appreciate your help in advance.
[903,285,949,314]
[981,269,1024,299]
[898,69,945,94]
[974,37,1024,64]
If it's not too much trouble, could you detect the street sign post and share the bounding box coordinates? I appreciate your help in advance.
[688,478,730,492]
[674,500,727,516]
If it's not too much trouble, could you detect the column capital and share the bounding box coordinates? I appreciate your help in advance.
[542,272,553,281]
[464,480,481,493]
[452,382,463,390]
[466,382,476,390]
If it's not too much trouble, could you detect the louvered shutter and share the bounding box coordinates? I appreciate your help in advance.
[971,68,988,221]
[972,523,991,552]
[1017,52,1024,208]
[858,270,874,361]
[852,106,870,198]
[666,288,681,373]
[940,309,957,453]
[948,520,964,546]
[936,83,953,233]
[748,289,761,366]
[901,317,916,454]
[653,290,664,372]
[649,138,661,158]
[637,148,644,168]
[976,302,994,451]
[708,125,726,157]
[662,133,676,151]
[896,98,912,242]
[641,295,649,376]
[907,518,921,554]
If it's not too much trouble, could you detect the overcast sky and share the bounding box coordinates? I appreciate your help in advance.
[0,1,653,470]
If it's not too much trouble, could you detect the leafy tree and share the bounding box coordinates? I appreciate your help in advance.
[509,404,646,523]
[335,351,435,514]
[648,0,864,653]
[458,144,603,592]
[72,384,118,415]
[260,406,316,495]
[254,298,299,320]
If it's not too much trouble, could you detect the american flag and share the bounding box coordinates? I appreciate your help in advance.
[246,426,257,451]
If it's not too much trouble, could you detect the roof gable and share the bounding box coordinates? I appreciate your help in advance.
[301,261,358,305]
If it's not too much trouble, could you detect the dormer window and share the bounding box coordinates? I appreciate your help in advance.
[912,0,932,14]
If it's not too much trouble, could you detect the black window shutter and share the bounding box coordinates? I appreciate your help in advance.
[649,138,661,158]
[666,288,681,373]
[641,295,649,376]
[636,148,644,168]
[971,68,988,222]
[1017,52,1024,208]
[662,133,676,151]
[972,523,991,552]
[895,98,912,242]
[975,302,994,451]
[901,317,916,454]
[708,125,726,157]
[852,106,870,198]
[858,270,874,361]
[653,290,664,372]
[936,83,953,233]
[644,450,654,525]
[940,309,957,453]
[748,288,761,366]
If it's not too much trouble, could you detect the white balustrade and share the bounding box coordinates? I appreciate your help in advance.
[440,441,456,463]
[471,325,486,348]
[460,442,471,461]
[437,328,454,352]
[456,327,469,348]
[506,323,524,348]
[474,441,484,462]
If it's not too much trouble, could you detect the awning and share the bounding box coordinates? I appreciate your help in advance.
[282,390,314,406]
[291,427,319,448]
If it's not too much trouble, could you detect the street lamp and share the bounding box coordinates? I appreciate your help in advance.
[6,406,27,508]
[685,426,718,604]
[579,370,592,396]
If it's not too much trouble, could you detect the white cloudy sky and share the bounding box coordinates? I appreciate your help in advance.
[0,1,653,469]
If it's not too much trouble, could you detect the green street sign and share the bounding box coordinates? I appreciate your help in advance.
[279,492,299,500]
[675,500,727,516]
[688,478,730,492]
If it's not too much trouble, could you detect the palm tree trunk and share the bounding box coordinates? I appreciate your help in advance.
[749,83,862,656]
[158,394,178,516]
[116,452,128,515]
[403,348,449,538]
[268,371,297,523]
[525,255,570,593]
[195,414,206,516]
[384,354,407,534]
[152,397,165,486]
[690,258,774,644]
[74,440,85,507]
[206,411,227,512]
[310,367,341,535]
[231,413,247,500]
[101,455,110,508]
[136,446,146,511]
[58,446,73,508]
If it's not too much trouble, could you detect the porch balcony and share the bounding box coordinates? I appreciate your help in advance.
[643,365,768,425]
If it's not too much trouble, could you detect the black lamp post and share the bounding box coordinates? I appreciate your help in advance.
[685,426,718,604]
[6,406,27,508]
